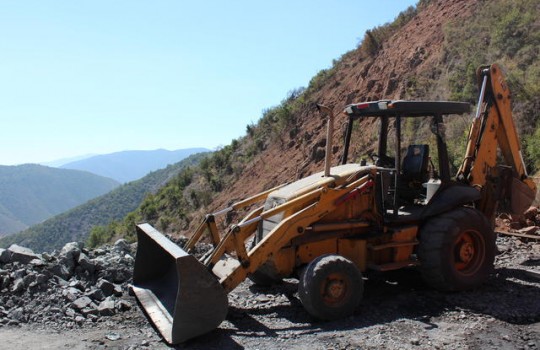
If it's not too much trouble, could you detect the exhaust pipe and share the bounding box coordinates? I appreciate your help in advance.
[132,223,228,344]
[317,104,334,177]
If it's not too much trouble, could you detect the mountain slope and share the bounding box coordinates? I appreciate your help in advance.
[189,0,539,214]
[97,0,540,243]
[0,152,208,251]
[26,0,540,246]
[0,164,119,236]
[61,148,209,183]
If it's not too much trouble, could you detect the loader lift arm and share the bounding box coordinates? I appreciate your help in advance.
[456,63,536,218]
[133,167,376,343]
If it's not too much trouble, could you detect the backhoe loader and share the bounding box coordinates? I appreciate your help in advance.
[132,64,536,344]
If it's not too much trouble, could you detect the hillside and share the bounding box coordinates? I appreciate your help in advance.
[60,148,209,183]
[0,153,208,251]
[0,1,538,348]
[0,164,119,236]
[91,0,540,243]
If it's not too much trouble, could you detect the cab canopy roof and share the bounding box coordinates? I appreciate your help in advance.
[344,100,471,118]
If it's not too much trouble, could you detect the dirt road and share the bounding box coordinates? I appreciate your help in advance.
[1,235,538,349]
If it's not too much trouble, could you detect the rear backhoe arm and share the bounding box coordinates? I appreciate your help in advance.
[457,63,536,216]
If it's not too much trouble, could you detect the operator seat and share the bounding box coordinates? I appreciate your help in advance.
[402,144,429,184]
[398,144,430,204]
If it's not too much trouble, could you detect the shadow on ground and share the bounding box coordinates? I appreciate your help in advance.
[170,266,539,349]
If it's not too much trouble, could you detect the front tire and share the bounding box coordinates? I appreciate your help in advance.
[298,254,363,320]
[418,207,495,291]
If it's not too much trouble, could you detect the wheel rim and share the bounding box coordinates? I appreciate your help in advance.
[453,229,486,276]
[320,272,350,306]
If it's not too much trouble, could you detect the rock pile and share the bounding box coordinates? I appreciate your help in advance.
[0,240,135,329]
[498,206,540,237]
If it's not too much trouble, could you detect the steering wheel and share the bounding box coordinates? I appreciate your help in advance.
[369,153,394,168]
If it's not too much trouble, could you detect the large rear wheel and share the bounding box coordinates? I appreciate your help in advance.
[298,254,363,320]
[418,207,495,291]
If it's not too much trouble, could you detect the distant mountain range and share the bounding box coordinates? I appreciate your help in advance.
[0,164,119,236]
[0,152,209,252]
[60,148,209,183]
[41,154,97,168]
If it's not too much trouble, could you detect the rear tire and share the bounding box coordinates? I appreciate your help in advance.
[418,207,495,291]
[298,254,363,320]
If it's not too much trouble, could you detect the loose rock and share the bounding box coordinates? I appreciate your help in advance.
[0,240,135,332]
[97,297,116,316]
[0,248,11,264]
[8,245,40,264]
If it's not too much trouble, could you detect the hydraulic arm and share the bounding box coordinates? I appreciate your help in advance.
[457,64,536,217]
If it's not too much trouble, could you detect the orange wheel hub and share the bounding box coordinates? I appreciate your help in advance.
[321,273,349,306]
[454,230,485,275]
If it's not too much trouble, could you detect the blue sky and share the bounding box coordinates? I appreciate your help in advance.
[0,1,417,165]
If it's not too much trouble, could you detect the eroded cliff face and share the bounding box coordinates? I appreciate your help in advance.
[203,0,479,216]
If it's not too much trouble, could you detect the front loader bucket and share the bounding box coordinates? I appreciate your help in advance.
[133,223,228,344]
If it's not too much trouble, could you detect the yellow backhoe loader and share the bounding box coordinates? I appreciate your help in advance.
[132,64,536,344]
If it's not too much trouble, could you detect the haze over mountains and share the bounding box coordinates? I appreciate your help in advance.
[0,164,119,236]
[0,153,207,251]
[59,148,209,183]
[0,148,209,239]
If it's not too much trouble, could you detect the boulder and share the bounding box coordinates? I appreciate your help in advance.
[1,275,10,290]
[77,253,96,274]
[114,239,130,254]
[58,242,82,274]
[69,280,86,292]
[81,307,99,316]
[35,274,49,285]
[71,296,93,311]
[86,288,105,302]
[116,300,132,311]
[49,264,72,280]
[29,273,49,288]
[58,255,76,273]
[0,249,11,264]
[123,254,135,264]
[101,267,131,284]
[60,242,82,260]
[96,279,114,297]
[29,259,46,267]
[65,308,76,318]
[22,273,36,287]
[63,287,82,302]
[11,268,26,280]
[11,278,25,293]
[97,297,116,316]
[8,245,40,264]
[113,284,123,297]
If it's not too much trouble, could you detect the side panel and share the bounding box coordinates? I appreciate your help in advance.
[338,238,367,271]
[295,238,368,272]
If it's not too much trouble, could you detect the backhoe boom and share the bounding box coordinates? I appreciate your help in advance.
[457,64,536,216]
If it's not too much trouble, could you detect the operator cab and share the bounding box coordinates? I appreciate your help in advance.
[342,100,471,222]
